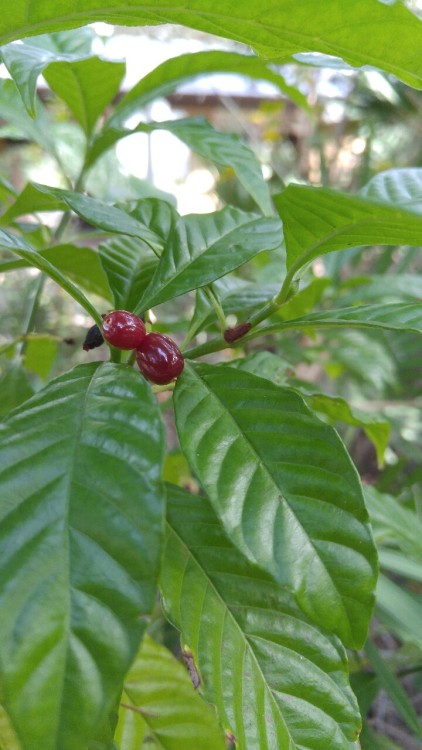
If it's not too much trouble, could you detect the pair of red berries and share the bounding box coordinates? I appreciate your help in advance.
[102,310,184,385]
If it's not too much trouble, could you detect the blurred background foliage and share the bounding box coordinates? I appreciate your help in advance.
[0,22,421,749]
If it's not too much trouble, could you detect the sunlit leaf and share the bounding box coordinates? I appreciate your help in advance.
[274,184,422,274]
[0,1,421,89]
[137,208,282,312]
[118,634,226,749]
[44,57,125,135]
[109,49,308,128]
[360,168,422,214]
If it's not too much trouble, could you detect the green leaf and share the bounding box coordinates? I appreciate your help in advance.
[0,182,68,225]
[110,50,308,128]
[44,57,125,136]
[257,302,422,337]
[0,79,58,156]
[360,168,422,214]
[298,392,390,469]
[364,639,422,740]
[136,209,282,312]
[160,118,273,215]
[99,237,158,311]
[90,117,273,215]
[162,483,361,750]
[378,550,422,583]
[0,362,165,750]
[0,361,34,419]
[128,199,178,244]
[231,356,390,466]
[1,243,112,302]
[114,702,146,750]
[174,363,377,648]
[375,575,422,650]
[119,634,226,749]
[0,704,21,750]
[24,337,57,380]
[338,274,422,306]
[364,486,422,559]
[31,184,164,254]
[1,1,422,89]
[0,30,95,115]
[230,350,294,385]
[0,227,102,325]
[274,183,422,275]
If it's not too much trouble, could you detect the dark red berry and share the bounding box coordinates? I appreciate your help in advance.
[102,310,146,350]
[136,333,184,385]
[82,324,104,351]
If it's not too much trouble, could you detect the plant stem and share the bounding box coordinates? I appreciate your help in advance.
[203,285,227,333]
[17,273,46,356]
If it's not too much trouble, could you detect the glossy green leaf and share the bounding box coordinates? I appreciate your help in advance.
[360,168,422,214]
[109,50,308,128]
[99,237,158,311]
[0,361,34,419]
[1,243,112,302]
[174,363,377,647]
[256,302,422,337]
[232,355,391,466]
[128,199,178,244]
[119,634,226,749]
[162,483,361,750]
[0,362,165,750]
[97,198,177,310]
[44,57,125,135]
[1,1,422,90]
[136,209,282,313]
[0,227,102,324]
[274,184,422,274]
[89,117,272,216]
[31,184,164,254]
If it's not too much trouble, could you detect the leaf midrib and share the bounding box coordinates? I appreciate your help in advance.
[188,366,350,625]
[164,519,293,750]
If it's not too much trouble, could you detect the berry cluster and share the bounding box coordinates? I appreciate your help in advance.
[101,310,184,385]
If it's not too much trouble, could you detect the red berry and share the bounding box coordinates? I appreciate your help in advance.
[136,333,184,385]
[102,310,146,349]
